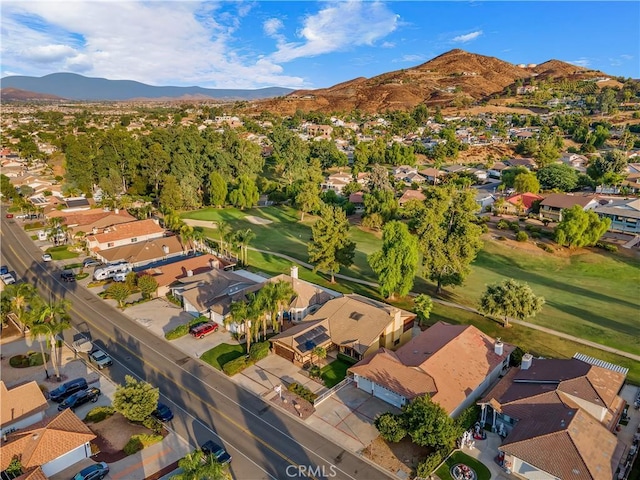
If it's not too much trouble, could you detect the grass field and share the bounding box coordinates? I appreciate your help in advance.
[436,451,491,480]
[45,245,79,260]
[182,206,640,366]
[200,343,246,370]
[320,359,352,388]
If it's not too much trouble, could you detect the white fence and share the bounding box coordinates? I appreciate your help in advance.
[313,376,354,406]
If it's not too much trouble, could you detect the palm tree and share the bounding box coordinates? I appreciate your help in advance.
[191,227,206,252]
[6,283,36,333]
[172,450,228,480]
[233,228,255,267]
[268,280,295,333]
[215,220,231,258]
[36,299,71,381]
[179,224,195,253]
[246,294,264,344]
[28,313,53,379]
[227,301,251,353]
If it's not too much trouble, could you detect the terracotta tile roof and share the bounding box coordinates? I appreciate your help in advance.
[540,193,598,209]
[86,219,164,244]
[267,274,336,310]
[15,467,48,480]
[0,409,95,471]
[349,192,364,204]
[506,193,543,210]
[97,235,191,264]
[398,189,426,205]
[1,381,48,427]
[139,254,223,287]
[501,407,623,480]
[350,322,514,413]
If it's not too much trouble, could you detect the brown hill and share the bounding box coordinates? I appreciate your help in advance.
[258,49,614,115]
[0,87,65,102]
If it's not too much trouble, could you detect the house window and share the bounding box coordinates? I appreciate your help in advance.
[107,242,114,248]
[403,318,415,333]
[394,339,400,346]
[131,237,137,243]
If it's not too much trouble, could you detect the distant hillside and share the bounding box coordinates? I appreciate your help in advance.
[0,73,294,101]
[0,87,65,102]
[259,49,612,114]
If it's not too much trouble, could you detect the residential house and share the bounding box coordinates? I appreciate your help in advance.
[560,153,589,173]
[593,198,640,234]
[270,294,416,366]
[398,189,426,206]
[306,124,333,139]
[488,162,509,179]
[63,197,91,211]
[468,168,488,181]
[47,208,135,237]
[85,219,165,252]
[539,194,600,222]
[622,173,640,194]
[475,192,496,211]
[1,381,48,436]
[94,235,194,267]
[419,167,444,185]
[0,409,96,478]
[505,158,537,170]
[478,354,627,480]
[349,322,514,412]
[348,192,365,213]
[442,165,468,175]
[139,254,229,297]
[504,193,543,215]
[321,172,352,196]
[392,165,423,184]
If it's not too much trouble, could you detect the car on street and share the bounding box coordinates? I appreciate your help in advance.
[61,271,76,282]
[49,377,88,402]
[72,461,110,480]
[89,349,113,369]
[58,387,101,411]
[5,213,13,218]
[190,322,219,339]
[1,273,16,285]
[42,253,53,262]
[83,258,102,268]
[152,402,174,422]
[201,440,232,464]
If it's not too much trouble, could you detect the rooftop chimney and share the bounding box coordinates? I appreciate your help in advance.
[186,270,193,277]
[521,353,533,370]
[114,208,119,214]
[162,245,169,255]
[290,265,298,279]
[495,339,504,356]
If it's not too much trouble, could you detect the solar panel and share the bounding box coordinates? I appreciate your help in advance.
[294,325,329,353]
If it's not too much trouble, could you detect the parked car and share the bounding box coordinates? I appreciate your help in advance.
[5,213,13,218]
[188,320,210,334]
[58,387,101,411]
[201,440,232,464]
[83,258,102,268]
[61,271,76,282]
[1,273,16,285]
[152,402,174,422]
[89,349,113,369]
[42,253,53,262]
[0,265,8,275]
[49,377,88,402]
[72,337,93,353]
[72,461,110,480]
[190,322,219,339]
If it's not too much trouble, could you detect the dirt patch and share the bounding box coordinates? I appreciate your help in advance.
[269,389,315,420]
[362,437,431,477]
[245,215,273,225]
[88,413,151,463]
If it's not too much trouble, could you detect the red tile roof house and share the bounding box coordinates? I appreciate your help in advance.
[539,193,600,222]
[85,219,165,252]
[349,322,514,412]
[1,381,48,437]
[47,208,136,237]
[398,189,426,206]
[0,409,96,478]
[503,193,544,215]
[478,354,627,480]
[95,235,194,268]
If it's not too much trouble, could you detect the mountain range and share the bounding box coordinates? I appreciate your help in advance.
[1,50,612,109]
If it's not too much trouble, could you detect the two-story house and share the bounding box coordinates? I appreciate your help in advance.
[85,219,165,252]
[539,193,600,222]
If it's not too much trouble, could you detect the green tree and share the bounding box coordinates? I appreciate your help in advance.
[295,181,323,221]
[500,166,530,189]
[536,164,579,191]
[142,142,170,198]
[105,282,132,308]
[413,294,433,326]
[587,149,628,183]
[228,175,259,209]
[35,299,71,381]
[207,172,228,207]
[160,175,184,212]
[312,346,327,367]
[479,279,545,327]
[513,172,540,194]
[374,412,407,443]
[113,375,160,422]
[227,298,262,353]
[308,204,356,283]
[415,187,483,293]
[402,395,461,449]
[554,205,611,248]
[368,221,419,299]
[137,275,159,299]
[172,450,229,480]
[232,228,255,266]
[260,280,295,334]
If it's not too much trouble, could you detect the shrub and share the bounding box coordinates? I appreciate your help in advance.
[455,405,480,430]
[496,220,509,230]
[165,293,182,306]
[85,406,116,423]
[222,356,250,376]
[525,225,541,233]
[596,242,618,252]
[416,450,446,477]
[309,365,321,378]
[165,316,210,340]
[497,236,508,241]
[287,382,318,403]
[537,243,554,253]
[142,417,163,434]
[515,231,528,242]
[249,341,270,362]
[509,347,525,367]
[530,231,541,239]
[123,434,163,455]
[375,412,406,443]
[509,222,520,232]
[480,224,489,234]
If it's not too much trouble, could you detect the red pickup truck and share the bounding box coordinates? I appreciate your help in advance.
[190,322,219,339]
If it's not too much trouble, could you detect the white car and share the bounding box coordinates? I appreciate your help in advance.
[89,349,113,369]
[72,337,93,353]
[42,253,53,262]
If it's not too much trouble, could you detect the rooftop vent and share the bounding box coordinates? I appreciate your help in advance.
[349,312,363,320]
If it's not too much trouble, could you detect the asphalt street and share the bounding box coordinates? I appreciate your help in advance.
[0,215,393,480]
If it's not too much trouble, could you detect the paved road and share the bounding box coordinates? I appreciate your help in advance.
[247,247,640,362]
[0,217,393,480]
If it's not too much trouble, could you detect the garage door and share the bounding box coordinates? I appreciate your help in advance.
[356,376,374,394]
[372,383,405,408]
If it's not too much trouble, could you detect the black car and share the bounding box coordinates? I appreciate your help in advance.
[152,402,174,422]
[61,271,76,282]
[72,461,109,480]
[49,377,88,402]
[201,440,232,464]
[58,387,101,411]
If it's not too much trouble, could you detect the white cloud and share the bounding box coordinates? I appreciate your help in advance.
[270,1,399,63]
[452,30,483,43]
[381,41,396,49]
[568,58,590,68]
[393,54,425,63]
[620,54,633,60]
[264,18,284,37]
[23,44,78,63]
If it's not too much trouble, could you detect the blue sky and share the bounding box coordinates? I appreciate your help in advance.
[1,1,638,89]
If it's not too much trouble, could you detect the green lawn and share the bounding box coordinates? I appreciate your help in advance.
[200,343,246,370]
[320,359,352,388]
[436,451,491,480]
[45,245,79,260]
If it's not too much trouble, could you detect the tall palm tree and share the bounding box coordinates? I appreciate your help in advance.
[227,301,251,353]
[233,228,255,266]
[246,294,264,344]
[179,224,195,253]
[172,450,229,480]
[28,313,52,379]
[6,283,36,333]
[263,280,295,334]
[215,220,231,258]
[36,299,71,381]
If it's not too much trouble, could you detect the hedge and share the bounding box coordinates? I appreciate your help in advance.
[287,382,318,403]
[165,316,210,340]
[123,433,163,455]
[223,356,252,376]
[85,406,115,423]
[416,450,446,477]
[249,341,270,362]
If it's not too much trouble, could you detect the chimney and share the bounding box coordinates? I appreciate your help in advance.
[210,259,220,270]
[186,270,193,277]
[114,208,119,214]
[494,339,504,356]
[162,245,169,255]
[290,265,298,279]
[521,353,533,370]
